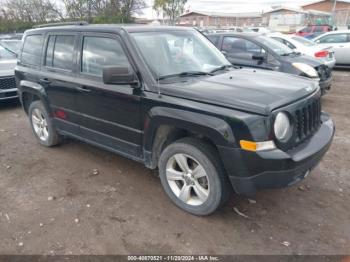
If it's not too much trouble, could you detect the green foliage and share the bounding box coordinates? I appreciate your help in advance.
[153,0,187,25]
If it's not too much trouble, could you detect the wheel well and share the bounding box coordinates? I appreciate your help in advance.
[150,125,220,169]
[22,92,40,114]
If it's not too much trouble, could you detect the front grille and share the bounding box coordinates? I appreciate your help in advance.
[316,65,331,81]
[0,76,16,90]
[294,98,321,144]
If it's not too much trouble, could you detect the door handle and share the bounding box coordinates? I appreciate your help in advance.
[39,78,51,84]
[76,86,91,93]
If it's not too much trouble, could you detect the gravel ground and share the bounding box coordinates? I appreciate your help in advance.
[0,70,349,255]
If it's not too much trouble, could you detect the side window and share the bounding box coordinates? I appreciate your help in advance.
[21,35,43,66]
[222,37,246,53]
[314,26,324,33]
[318,34,347,43]
[44,35,75,70]
[81,36,131,77]
[207,35,220,47]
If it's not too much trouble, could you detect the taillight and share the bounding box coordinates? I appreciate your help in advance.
[315,50,329,58]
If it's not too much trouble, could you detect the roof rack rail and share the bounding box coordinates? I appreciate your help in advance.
[33,21,88,29]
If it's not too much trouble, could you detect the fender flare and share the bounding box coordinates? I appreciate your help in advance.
[19,80,51,114]
[143,107,236,168]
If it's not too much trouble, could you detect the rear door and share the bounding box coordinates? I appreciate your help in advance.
[74,33,143,159]
[41,33,80,134]
[315,33,350,64]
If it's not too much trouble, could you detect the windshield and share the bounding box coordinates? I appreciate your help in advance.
[0,44,17,59]
[131,30,231,80]
[291,36,316,47]
[257,36,294,55]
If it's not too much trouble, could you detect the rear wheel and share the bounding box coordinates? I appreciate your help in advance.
[158,138,231,216]
[28,100,61,147]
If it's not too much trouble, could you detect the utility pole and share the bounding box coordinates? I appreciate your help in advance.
[332,0,337,26]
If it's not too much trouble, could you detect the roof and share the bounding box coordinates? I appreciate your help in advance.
[263,6,330,16]
[302,0,350,7]
[180,11,262,18]
[25,24,193,34]
[207,32,262,38]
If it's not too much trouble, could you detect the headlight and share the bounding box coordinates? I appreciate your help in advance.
[274,112,292,141]
[292,63,318,78]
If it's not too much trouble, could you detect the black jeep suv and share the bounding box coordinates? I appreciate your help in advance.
[15,25,335,215]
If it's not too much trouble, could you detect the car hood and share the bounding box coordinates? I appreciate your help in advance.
[160,68,319,115]
[0,59,16,77]
[281,53,323,67]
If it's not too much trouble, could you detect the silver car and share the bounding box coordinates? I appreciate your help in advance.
[313,30,350,66]
[0,40,19,101]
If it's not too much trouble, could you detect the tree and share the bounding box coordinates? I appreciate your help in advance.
[153,0,187,25]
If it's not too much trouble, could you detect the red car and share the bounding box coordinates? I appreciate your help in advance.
[296,25,332,39]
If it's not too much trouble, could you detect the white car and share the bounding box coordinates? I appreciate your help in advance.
[268,33,336,68]
[312,30,350,66]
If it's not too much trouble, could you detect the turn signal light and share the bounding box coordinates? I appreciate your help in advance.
[314,50,329,58]
[240,140,276,152]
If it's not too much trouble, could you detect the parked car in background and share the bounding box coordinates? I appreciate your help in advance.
[268,33,336,68]
[15,25,335,215]
[296,25,332,39]
[0,39,19,101]
[250,27,272,34]
[312,31,350,66]
[207,33,332,94]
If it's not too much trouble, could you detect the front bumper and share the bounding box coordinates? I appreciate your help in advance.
[218,113,335,195]
[0,88,18,100]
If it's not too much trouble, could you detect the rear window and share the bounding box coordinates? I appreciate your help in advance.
[21,35,43,66]
[45,35,75,70]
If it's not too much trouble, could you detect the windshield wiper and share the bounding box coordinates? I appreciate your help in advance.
[210,64,234,73]
[158,71,213,81]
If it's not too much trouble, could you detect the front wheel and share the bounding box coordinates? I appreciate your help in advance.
[28,100,61,147]
[158,138,231,216]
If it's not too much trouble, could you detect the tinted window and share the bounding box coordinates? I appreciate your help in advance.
[53,35,75,70]
[314,26,324,33]
[300,27,312,33]
[81,36,131,76]
[21,35,43,66]
[207,35,220,47]
[222,37,265,54]
[318,34,348,43]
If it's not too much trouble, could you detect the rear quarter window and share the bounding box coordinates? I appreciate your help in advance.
[21,34,43,66]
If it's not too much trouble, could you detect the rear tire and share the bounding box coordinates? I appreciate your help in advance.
[28,100,61,147]
[158,138,231,216]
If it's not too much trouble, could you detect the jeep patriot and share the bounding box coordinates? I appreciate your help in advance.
[15,24,335,215]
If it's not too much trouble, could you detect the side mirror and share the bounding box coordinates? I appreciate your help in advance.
[103,66,138,85]
[252,53,265,61]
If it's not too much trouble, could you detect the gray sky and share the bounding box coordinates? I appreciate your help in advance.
[139,0,349,18]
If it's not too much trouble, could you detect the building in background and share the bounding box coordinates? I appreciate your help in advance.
[302,0,350,27]
[178,11,262,28]
[262,7,331,32]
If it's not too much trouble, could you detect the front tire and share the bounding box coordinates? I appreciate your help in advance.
[28,100,61,147]
[158,138,231,216]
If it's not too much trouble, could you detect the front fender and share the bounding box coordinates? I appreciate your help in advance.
[143,107,236,152]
